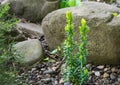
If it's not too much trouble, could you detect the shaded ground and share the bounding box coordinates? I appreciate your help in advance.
[18,63,120,85]
[17,36,120,85]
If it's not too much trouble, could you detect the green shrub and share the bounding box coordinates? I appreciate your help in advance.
[60,0,81,8]
[62,11,90,85]
[0,3,20,85]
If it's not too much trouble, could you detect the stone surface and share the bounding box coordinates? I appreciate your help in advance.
[97,65,104,70]
[103,73,109,78]
[2,0,60,22]
[59,78,64,84]
[118,78,120,82]
[110,73,116,80]
[17,22,44,39]
[41,78,52,83]
[42,1,120,64]
[95,71,101,77]
[64,82,70,85]
[104,68,109,72]
[43,69,54,74]
[116,0,120,5]
[111,67,117,73]
[13,39,43,65]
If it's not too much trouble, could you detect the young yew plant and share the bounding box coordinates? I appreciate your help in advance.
[63,11,90,85]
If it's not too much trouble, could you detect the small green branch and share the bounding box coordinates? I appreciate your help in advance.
[62,11,90,85]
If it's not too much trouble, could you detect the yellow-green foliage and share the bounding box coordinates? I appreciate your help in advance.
[63,11,90,85]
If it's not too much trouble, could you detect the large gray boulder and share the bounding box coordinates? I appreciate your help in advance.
[14,39,43,65]
[42,1,120,65]
[2,0,60,22]
[9,22,44,42]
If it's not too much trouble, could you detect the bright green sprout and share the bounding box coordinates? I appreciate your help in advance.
[62,11,90,85]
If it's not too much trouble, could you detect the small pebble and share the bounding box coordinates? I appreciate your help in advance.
[59,78,64,84]
[43,69,54,74]
[31,68,36,71]
[97,65,104,70]
[29,80,34,84]
[91,70,95,74]
[41,68,45,71]
[110,73,116,80]
[55,80,58,84]
[41,78,51,83]
[37,75,42,78]
[118,78,120,82]
[64,82,71,85]
[104,68,109,72]
[52,66,57,71]
[111,67,117,73]
[95,71,100,77]
[103,73,109,78]
[86,64,91,69]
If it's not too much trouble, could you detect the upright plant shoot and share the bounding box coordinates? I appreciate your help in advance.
[63,11,90,85]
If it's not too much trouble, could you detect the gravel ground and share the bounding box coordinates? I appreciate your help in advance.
[16,36,120,85]
[17,60,120,85]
